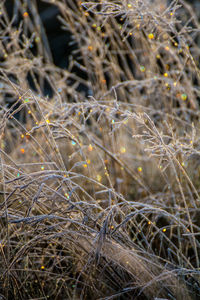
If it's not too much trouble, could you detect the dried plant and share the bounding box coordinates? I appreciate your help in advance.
[0,0,200,299]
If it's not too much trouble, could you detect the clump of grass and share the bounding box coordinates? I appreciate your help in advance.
[0,0,200,299]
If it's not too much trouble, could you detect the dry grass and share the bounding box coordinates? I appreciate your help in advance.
[0,0,200,299]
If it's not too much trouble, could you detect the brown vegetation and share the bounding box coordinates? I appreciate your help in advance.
[0,0,200,299]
